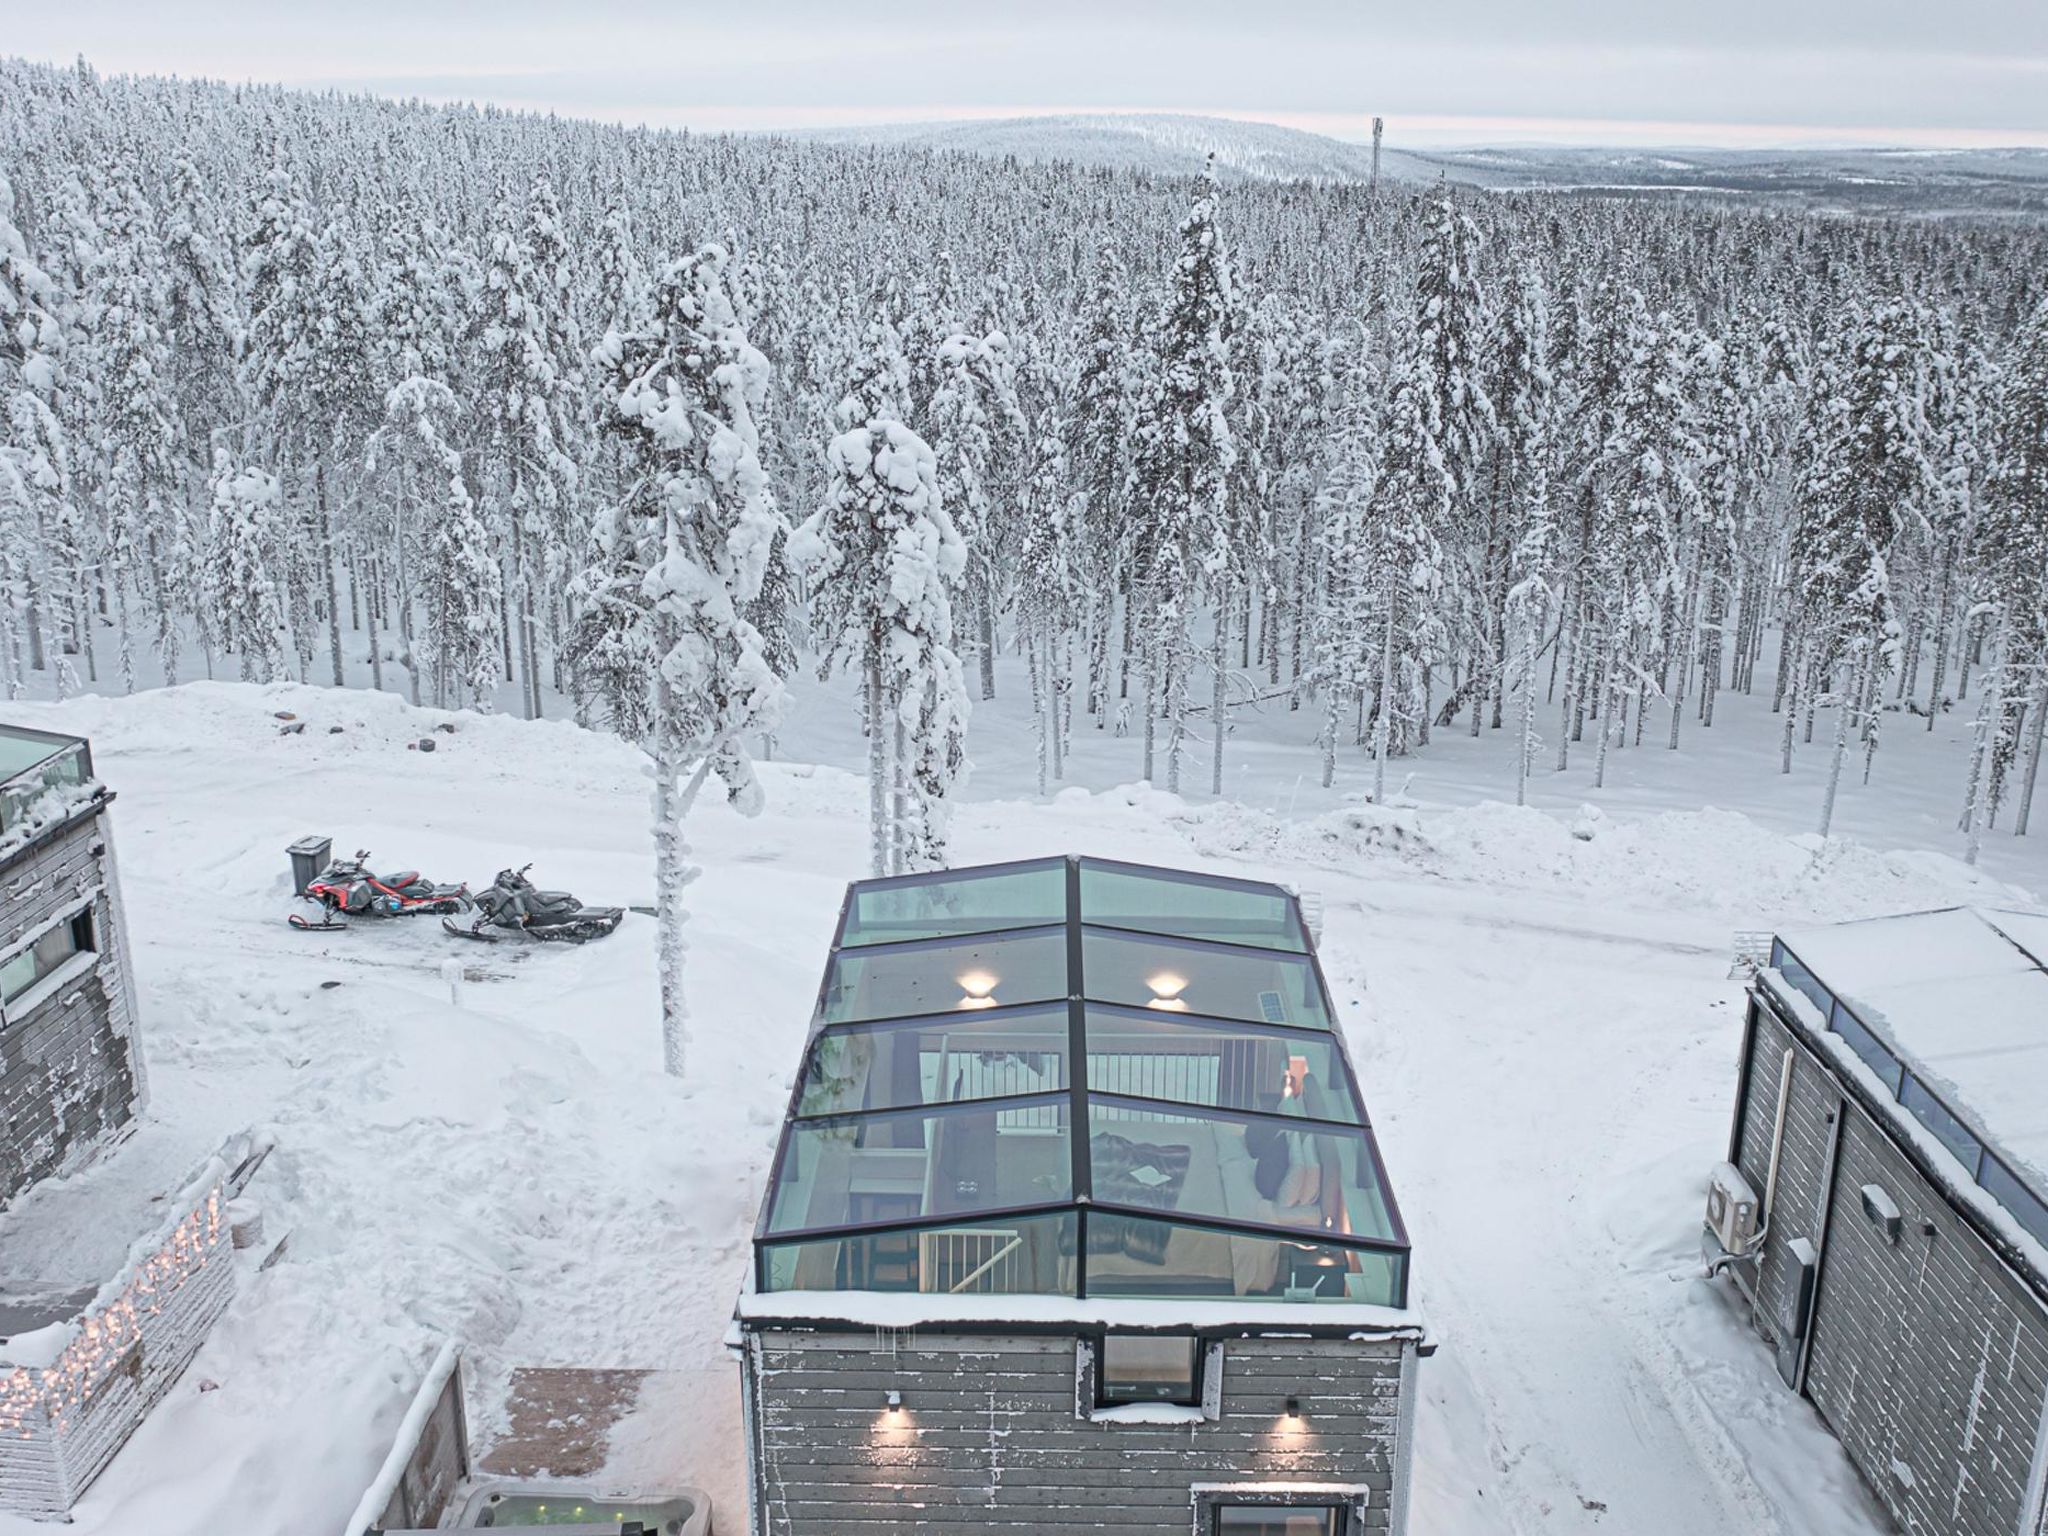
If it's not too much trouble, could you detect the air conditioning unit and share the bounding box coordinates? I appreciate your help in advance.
[1706,1162,1761,1256]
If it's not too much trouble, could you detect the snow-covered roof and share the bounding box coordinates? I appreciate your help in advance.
[748,855,1411,1317]
[1768,907,2048,1247]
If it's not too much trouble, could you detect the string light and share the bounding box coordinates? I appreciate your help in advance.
[0,1188,227,1469]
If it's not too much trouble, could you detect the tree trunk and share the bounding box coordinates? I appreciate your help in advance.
[977,582,996,702]
[1819,649,1865,839]
[867,652,891,877]
[1926,542,1957,729]
[2015,669,2048,837]
[1211,609,1229,796]
[317,464,345,688]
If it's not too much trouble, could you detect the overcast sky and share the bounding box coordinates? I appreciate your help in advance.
[9,0,2047,148]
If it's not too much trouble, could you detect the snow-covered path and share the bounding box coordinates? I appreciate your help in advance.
[0,681,2027,1535]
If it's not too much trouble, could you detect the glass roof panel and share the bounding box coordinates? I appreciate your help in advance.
[795,1003,1072,1117]
[1079,927,1330,1029]
[1085,1096,1402,1246]
[1082,1211,1405,1306]
[1079,858,1308,953]
[1081,1004,1364,1124]
[837,858,1068,948]
[765,1096,1072,1237]
[818,926,1068,1025]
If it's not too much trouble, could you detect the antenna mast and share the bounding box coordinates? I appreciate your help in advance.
[1371,116,1384,195]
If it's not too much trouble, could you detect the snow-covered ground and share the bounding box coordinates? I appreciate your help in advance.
[0,663,2035,1535]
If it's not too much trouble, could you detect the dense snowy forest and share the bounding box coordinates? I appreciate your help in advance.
[4,55,2048,874]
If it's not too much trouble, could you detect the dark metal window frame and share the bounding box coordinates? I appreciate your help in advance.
[1094,1329,1205,1407]
[0,903,97,1013]
[1206,1497,1351,1534]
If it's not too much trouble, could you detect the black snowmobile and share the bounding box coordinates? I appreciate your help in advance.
[288,847,471,931]
[444,863,624,944]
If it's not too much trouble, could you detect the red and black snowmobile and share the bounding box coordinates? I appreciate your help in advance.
[288,848,470,931]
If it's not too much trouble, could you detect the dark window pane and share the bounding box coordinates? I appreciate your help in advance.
[1080,860,1307,953]
[1081,928,1330,1029]
[1899,1076,1983,1174]
[1082,1210,1403,1306]
[838,860,1069,948]
[1099,1334,1199,1405]
[1215,1507,1342,1536]
[1,907,93,1008]
[1087,1099,1400,1244]
[761,1212,1076,1296]
[766,1098,1070,1235]
[796,1004,1072,1117]
[1980,1158,2048,1250]
[819,928,1068,1024]
[1082,1005,1364,1123]
[1827,1000,1904,1093]
[1773,948,1833,1019]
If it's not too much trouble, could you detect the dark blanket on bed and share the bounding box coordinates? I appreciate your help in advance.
[1071,1132,1192,1265]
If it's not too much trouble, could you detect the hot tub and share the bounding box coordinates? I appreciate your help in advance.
[456,1482,710,1534]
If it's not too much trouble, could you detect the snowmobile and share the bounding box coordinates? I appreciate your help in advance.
[288,849,471,931]
[444,863,624,944]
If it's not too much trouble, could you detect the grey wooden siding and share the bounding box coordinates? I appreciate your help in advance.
[746,1329,1408,1535]
[0,811,138,1207]
[1733,1002,1842,1352]
[1735,998,2048,1536]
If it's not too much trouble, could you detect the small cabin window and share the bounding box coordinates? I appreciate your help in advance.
[1214,1506,1346,1535]
[1098,1333,1201,1406]
[0,907,95,1012]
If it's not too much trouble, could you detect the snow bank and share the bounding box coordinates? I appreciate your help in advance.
[1166,796,2024,925]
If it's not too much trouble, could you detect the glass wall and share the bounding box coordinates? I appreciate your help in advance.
[1082,1211,1404,1307]
[761,1211,1076,1296]
[1081,1005,1364,1123]
[796,1003,1072,1116]
[1085,1098,1402,1247]
[1080,859,1307,952]
[1081,928,1331,1029]
[0,733,92,836]
[766,1097,1072,1236]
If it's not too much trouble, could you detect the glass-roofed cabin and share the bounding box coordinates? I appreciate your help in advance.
[736,857,1426,1536]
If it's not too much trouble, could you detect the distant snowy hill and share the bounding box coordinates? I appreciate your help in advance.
[800,114,2048,217]
[800,113,1391,184]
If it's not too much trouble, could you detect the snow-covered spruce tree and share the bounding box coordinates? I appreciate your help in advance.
[1361,343,1450,802]
[85,164,183,693]
[926,327,1022,702]
[1977,299,2048,836]
[1068,243,1141,725]
[1414,193,1496,737]
[477,175,583,719]
[1789,300,1930,836]
[567,201,659,732]
[201,451,288,683]
[301,215,383,688]
[1127,156,1236,793]
[600,244,786,1078]
[0,165,71,689]
[160,152,243,678]
[369,377,501,709]
[1016,379,1082,797]
[793,368,970,874]
[239,157,323,682]
[1493,264,1556,800]
[1311,336,1379,790]
[1589,291,1698,788]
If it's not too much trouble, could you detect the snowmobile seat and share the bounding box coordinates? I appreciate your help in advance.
[379,870,421,889]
